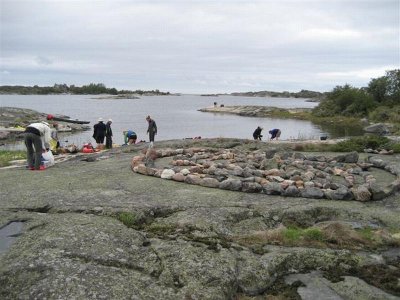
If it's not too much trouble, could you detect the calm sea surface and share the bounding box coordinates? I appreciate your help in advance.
[1,94,326,147]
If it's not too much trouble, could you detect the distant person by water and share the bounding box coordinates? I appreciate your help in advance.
[93,118,106,149]
[146,115,157,146]
[269,128,281,140]
[253,126,263,140]
[123,130,137,145]
[105,119,113,149]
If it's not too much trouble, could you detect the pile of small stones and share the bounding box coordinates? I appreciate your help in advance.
[131,147,400,201]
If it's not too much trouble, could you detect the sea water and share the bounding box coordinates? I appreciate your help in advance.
[0,94,351,148]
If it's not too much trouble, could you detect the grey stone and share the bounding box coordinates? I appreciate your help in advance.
[368,156,387,168]
[301,187,325,199]
[324,187,353,200]
[219,178,242,191]
[242,182,263,193]
[364,123,390,135]
[200,177,220,188]
[385,163,400,176]
[351,185,372,202]
[185,174,203,185]
[263,182,283,195]
[283,185,300,197]
[369,182,392,200]
[161,169,175,179]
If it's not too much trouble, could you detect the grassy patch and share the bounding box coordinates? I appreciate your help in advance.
[146,223,178,235]
[330,135,392,152]
[116,212,139,228]
[0,150,26,167]
[233,223,400,250]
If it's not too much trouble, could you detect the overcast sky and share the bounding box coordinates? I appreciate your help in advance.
[1,0,399,94]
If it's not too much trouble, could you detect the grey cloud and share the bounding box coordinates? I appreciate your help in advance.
[1,0,399,93]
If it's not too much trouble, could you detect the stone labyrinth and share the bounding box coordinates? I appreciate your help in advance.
[131,147,400,202]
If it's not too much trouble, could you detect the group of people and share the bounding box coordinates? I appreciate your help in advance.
[24,115,280,171]
[23,115,157,171]
[92,118,113,149]
[92,115,157,149]
[253,126,281,141]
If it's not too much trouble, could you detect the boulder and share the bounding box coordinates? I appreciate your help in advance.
[301,187,324,199]
[283,185,300,197]
[172,173,185,182]
[334,151,359,163]
[184,174,202,185]
[242,182,263,193]
[219,179,242,191]
[368,156,387,168]
[263,182,283,195]
[161,169,175,179]
[200,177,220,188]
[364,123,390,135]
[369,182,392,200]
[324,187,353,200]
[351,185,372,202]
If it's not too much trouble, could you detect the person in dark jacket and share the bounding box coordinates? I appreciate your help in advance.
[269,128,281,140]
[105,119,113,149]
[253,126,263,140]
[93,118,107,149]
[146,115,157,146]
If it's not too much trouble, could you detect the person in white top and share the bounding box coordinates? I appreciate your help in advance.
[24,121,52,170]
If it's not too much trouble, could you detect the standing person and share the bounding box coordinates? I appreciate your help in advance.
[24,121,52,170]
[93,118,106,149]
[146,115,157,146]
[105,119,113,149]
[253,126,263,140]
[123,130,137,145]
[269,128,281,140]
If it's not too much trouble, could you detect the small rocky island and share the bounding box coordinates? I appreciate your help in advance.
[199,105,311,118]
[0,107,90,143]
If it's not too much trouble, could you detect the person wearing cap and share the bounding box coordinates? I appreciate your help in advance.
[146,115,157,145]
[24,121,52,170]
[105,119,113,149]
[93,118,107,149]
[253,126,263,140]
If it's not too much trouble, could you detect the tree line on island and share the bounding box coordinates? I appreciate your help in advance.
[312,69,399,125]
[0,83,170,96]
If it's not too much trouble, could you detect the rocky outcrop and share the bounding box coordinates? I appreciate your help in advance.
[1,138,399,299]
[364,123,391,135]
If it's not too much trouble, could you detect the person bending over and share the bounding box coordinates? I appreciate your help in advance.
[123,130,137,145]
[253,126,263,140]
[269,128,281,140]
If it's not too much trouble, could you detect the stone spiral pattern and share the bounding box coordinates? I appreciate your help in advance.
[132,147,400,201]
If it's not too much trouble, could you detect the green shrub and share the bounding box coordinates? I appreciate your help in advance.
[331,136,390,152]
[283,227,302,242]
[387,142,400,153]
[304,228,324,241]
[117,212,138,228]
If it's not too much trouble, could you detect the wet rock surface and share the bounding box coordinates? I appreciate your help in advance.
[1,138,399,299]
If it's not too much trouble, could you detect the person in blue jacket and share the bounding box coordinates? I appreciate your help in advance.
[123,130,137,145]
[269,128,281,140]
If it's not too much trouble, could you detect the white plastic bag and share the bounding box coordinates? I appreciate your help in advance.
[42,151,55,167]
